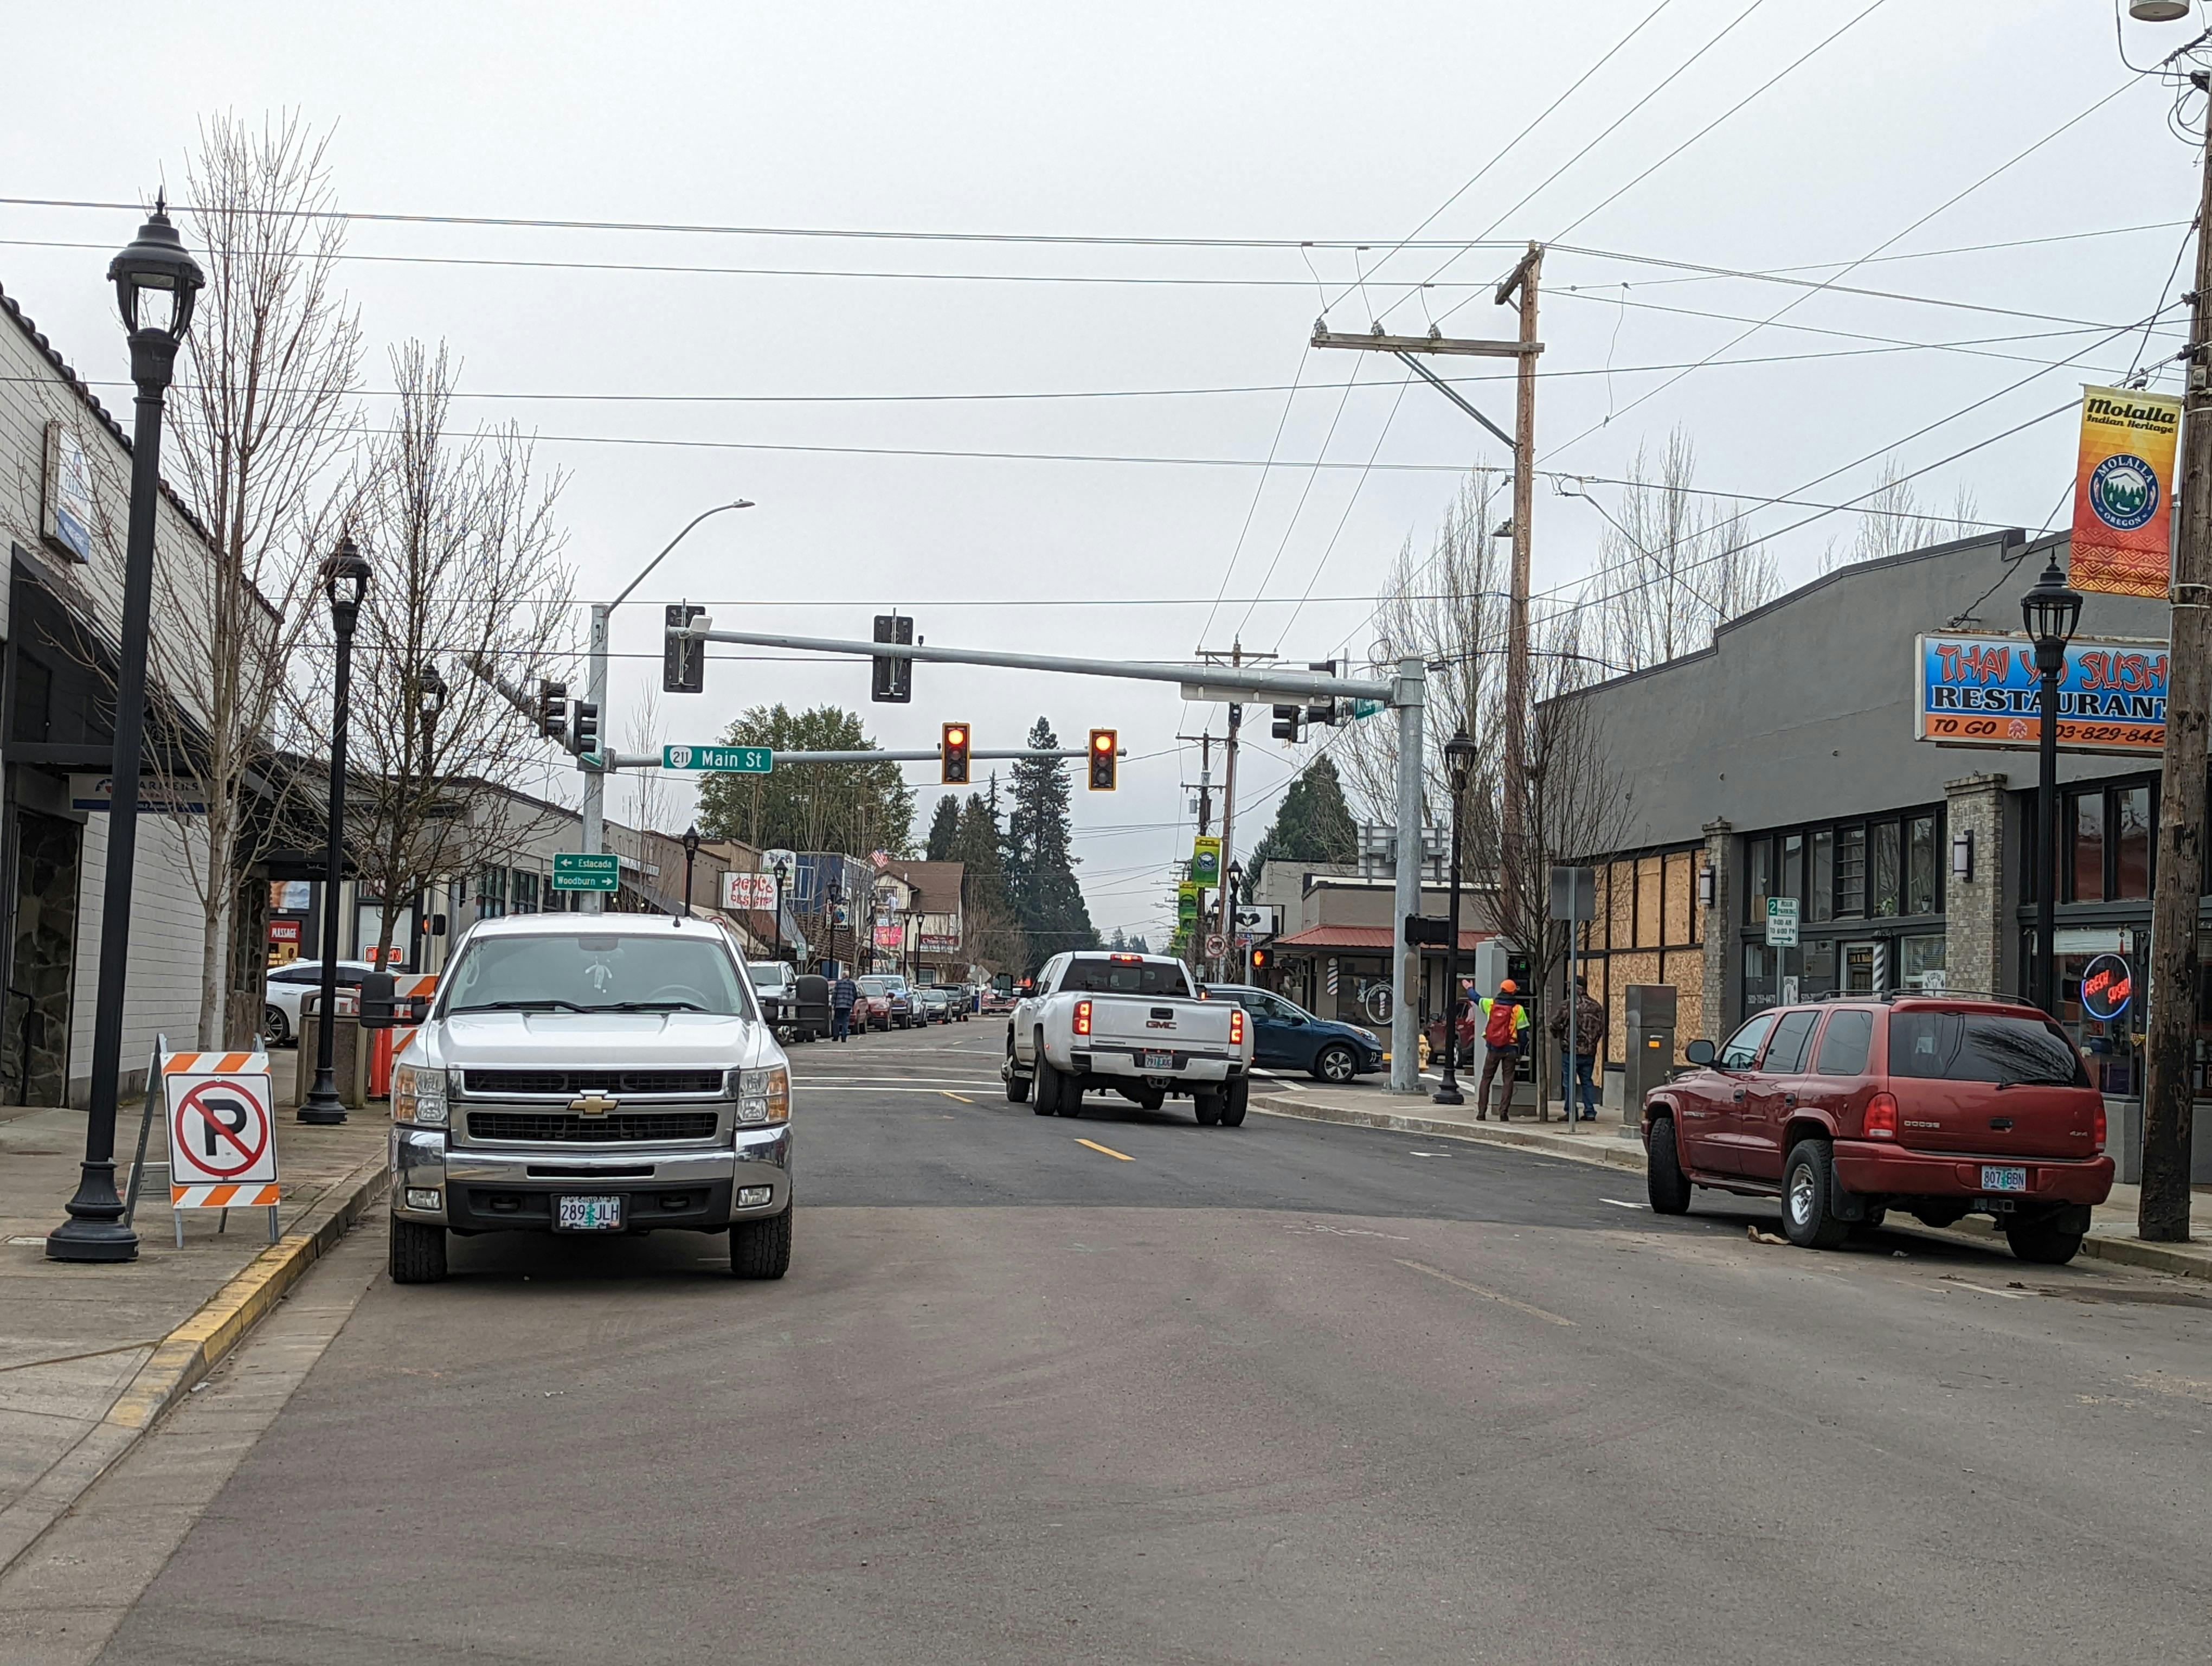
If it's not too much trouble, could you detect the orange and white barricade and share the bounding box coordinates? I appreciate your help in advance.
[164,1048,280,1245]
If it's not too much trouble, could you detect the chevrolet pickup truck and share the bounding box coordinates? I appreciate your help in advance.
[387,913,793,1284]
[1004,951,1253,1125]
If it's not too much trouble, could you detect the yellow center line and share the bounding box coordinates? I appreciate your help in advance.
[940,1090,975,1104]
[1075,1138,1135,1162]
[1394,1259,1574,1327]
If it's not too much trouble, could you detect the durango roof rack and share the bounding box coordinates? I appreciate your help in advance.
[1803,988,2041,1008]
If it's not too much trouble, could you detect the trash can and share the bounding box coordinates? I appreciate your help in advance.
[295,990,369,1110]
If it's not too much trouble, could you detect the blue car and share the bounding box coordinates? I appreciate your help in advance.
[1205,984,1384,1084]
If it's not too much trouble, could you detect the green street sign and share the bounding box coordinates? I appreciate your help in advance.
[663,744,773,773]
[551,852,620,892]
[1353,698,1385,720]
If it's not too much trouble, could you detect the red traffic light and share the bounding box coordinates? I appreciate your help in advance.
[1087,728,1117,791]
[941,721,972,785]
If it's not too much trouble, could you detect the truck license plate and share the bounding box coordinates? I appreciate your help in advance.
[1980,1165,2027,1194]
[556,1195,623,1231]
[1143,1052,1174,1071]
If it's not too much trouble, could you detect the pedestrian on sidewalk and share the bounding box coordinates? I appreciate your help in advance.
[831,972,859,1041]
[1549,976,1606,1122]
[1476,979,1528,1122]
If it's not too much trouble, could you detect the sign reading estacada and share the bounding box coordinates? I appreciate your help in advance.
[2069,384,2181,598]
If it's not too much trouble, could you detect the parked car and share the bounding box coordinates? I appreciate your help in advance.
[1641,994,2113,1264]
[263,959,378,1047]
[1006,951,1254,1125]
[981,986,1017,1016]
[913,986,954,1023]
[854,975,912,1030]
[747,960,800,1037]
[1203,984,1383,1083]
[387,913,793,1284]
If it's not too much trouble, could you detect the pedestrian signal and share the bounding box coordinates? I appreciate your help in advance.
[1088,729,1118,791]
[941,722,971,785]
[872,614,913,703]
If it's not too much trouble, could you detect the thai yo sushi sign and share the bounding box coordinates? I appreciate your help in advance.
[1914,632,2167,756]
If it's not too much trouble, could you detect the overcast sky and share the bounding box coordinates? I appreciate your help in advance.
[3,2,2199,943]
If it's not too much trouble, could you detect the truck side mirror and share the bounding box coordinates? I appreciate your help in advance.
[1683,1038,1715,1067]
[358,971,399,1030]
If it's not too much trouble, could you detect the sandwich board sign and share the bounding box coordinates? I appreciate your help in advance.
[164,1049,279,1244]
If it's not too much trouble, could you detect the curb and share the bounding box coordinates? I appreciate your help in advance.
[1251,1091,2212,1280]
[0,1148,390,1578]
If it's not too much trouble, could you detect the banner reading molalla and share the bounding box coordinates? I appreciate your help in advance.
[2069,384,2181,598]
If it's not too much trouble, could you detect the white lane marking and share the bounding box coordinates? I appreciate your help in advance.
[1602,1198,1644,1210]
[1396,1259,1575,1327]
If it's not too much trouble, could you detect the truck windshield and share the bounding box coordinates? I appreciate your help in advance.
[1059,957,1191,997]
[1888,1011,2087,1088]
[443,933,753,1017]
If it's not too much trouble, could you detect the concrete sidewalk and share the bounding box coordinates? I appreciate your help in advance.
[1251,1078,2212,1280]
[0,1085,389,1576]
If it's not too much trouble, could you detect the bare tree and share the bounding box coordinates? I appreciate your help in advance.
[1821,454,1983,572]
[626,686,669,834]
[143,113,362,1046]
[1588,427,1778,674]
[342,341,573,962]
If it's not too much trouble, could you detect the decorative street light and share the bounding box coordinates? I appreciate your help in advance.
[1434,727,1478,1108]
[825,883,844,975]
[299,536,371,1125]
[773,857,792,964]
[1224,860,1244,982]
[2022,555,2083,1017]
[681,824,701,918]
[48,202,204,1263]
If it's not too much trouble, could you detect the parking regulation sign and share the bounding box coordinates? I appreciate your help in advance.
[165,1051,279,1207]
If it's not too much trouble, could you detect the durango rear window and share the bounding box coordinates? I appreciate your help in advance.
[1887,1011,2088,1088]
[1059,957,1193,997]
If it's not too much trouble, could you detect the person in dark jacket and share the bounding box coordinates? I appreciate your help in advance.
[831,973,859,1042]
[1548,977,1606,1121]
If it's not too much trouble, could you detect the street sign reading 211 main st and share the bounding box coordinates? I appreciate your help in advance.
[664,745,773,773]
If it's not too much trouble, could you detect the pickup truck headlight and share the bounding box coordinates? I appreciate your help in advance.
[393,1063,449,1126]
[737,1065,790,1125]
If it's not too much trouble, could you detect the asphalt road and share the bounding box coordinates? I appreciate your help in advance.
[86,1020,2212,1664]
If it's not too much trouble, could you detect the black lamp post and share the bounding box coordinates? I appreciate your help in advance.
[773,858,791,964]
[681,824,701,918]
[1224,860,1244,981]
[2022,556,2083,1016]
[1434,727,1477,1107]
[48,203,204,1262]
[824,883,843,974]
[299,536,371,1125]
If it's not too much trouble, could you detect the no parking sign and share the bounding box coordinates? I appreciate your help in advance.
[165,1050,279,1211]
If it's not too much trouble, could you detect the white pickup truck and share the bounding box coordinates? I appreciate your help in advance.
[1004,951,1254,1126]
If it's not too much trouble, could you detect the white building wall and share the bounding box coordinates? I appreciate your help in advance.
[68,810,207,1101]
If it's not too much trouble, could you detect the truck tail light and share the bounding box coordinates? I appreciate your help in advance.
[1864,1091,1898,1140]
[1074,998,1092,1036]
[2094,1101,2107,1154]
[1230,1007,1245,1047]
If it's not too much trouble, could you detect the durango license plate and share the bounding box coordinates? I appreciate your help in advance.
[555,1195,623,1231]
[1980,1165,2028,1194]
[1142,1053,1175,1071]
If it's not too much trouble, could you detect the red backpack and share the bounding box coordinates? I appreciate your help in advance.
[1484,999,1519,1049]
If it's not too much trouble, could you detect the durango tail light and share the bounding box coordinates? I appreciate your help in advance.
[1074,998,1092,1037]
[1863,1091,1898,1141]
[1230,1007,1245,1047]
[2094,1101,2107,1155]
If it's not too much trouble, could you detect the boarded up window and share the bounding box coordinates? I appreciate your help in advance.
[1663,852,1692,946]
[1608,861,1635,952]
[1636,857,1663,949]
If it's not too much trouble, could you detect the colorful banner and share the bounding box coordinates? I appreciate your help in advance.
[1914,632,2169,755]
[1190,835,1222,888]
[2069,385,2180,598]
[1176,881,1201,930]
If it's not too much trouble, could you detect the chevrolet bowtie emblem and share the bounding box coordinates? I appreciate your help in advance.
[570,1093,620,1117]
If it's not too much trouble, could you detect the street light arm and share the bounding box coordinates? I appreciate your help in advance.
[608,499,754,611]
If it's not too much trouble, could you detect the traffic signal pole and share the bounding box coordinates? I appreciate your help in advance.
[680,619,1431,1091]
[582,602,609,915]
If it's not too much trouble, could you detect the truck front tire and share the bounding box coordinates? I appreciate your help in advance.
[389,1216,448,1285]
[730,1207,793,1279]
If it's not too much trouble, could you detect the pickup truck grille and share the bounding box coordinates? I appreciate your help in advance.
[462,1069,726,1097]
[466,1111,721,1144]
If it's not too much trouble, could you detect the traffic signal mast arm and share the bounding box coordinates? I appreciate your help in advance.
[603,746,1114,770]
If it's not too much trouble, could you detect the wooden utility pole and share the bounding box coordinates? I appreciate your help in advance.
[2140,127,2212,1244]
[1179,729,1214,976]
[1495,242,1544,931]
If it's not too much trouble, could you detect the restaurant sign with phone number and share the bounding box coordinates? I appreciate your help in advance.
[1914,632,2166,756]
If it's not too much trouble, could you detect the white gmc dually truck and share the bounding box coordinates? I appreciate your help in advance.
[1004,951,1254,1125]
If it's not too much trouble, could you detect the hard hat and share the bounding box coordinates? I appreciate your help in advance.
[1500,979,1517,993]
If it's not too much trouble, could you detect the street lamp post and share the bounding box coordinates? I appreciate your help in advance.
[415,662,446,969]
[1434,727,1477,1108]
[299,537,371,1125]
[681,824,700,918]
[47,203,204,1263]
[2022,556,2083,1017]
[1224,861,1244,982]
[825,884,843,975]
[773,858,791,964]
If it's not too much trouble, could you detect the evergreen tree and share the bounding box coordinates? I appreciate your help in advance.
[952,787,1024,971]
[1005,716,1095,968]
[1107,927,1127,951]
[1128,934,1150,954]
[695,703,914,855]
[925,794,960,860]
[1246,754,1358,897]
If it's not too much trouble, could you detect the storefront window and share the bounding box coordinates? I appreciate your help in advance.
[2070,791,2105,902]
[1780,833,1804,905]
[1808,830,1834,924]
[1745,838,1773,925]
[512,871,540,915]
[1872,821,1900,917]
[2115,785,2151,900]
[1835,825,1866,918]
[1906,814,1938,915]
[1801,938,1837,998]
[1744,943,1778,1014]
[1901,933,1945,992]
[478,866,507,920]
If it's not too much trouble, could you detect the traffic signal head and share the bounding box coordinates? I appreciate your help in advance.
[1251,947,1270,971]
[941,721,972,785]
[1271,703,1305,744]
[664,603,706,693]
[570,699,600,757]
[537,678,568,743]
[1088,728,1117,791]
